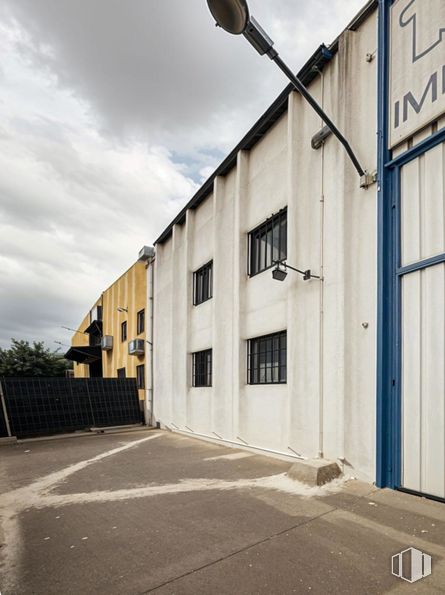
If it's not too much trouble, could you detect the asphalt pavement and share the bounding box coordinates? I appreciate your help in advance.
[1,429,444,594]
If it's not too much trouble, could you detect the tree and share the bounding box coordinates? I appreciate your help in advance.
[0,339,72,378]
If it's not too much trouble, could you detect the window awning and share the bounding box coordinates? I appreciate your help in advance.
[64,346,101,364]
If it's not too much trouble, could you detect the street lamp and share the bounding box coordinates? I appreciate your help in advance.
[206,0,249,35]
[272,261,320,282]
[206,0,372,187]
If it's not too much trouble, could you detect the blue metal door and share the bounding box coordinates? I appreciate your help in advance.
[391,135,445,500]
[377,0,445,498]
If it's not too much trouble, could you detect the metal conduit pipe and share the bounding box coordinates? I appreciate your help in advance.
[316,66,326,460]
[169,426,306,461]
[145,256,155,427]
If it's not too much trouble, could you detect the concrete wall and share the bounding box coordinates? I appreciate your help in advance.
[71,301,101,379]
[72,261,147,402]
[102,261,147,401]
[153,10,378,480]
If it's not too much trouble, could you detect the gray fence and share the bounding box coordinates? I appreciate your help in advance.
[0,377,142,439]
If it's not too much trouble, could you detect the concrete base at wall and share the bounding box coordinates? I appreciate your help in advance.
[287,458,342,486]
[0,436,17,446]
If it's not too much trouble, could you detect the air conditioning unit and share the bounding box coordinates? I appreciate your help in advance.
[138,245,155,262]
[128,339,145,356]
[101,335,113,351]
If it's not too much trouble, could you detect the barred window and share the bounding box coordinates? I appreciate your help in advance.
[137,309,145,335]
[192,349,212,387]
[249,208,287,276]
[193,261,213,305]
[136,364,145,389]
[248,331,287,384]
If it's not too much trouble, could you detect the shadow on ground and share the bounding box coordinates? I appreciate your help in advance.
[1,430,444,594]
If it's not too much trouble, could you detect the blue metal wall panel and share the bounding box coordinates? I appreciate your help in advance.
[376,0,445,488]
[376,0,396,488]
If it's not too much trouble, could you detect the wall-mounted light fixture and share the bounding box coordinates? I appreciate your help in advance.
[206,0,373,188]
[272,261,321,282]
[117,307,128,313]
[311,125,333,150]
[272,261,288,281]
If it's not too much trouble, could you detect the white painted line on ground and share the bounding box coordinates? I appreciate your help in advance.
[0,432,163,593]
[34,473,344,509]
[25,432,164,496]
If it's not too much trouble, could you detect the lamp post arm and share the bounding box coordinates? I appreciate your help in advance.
[271,55,366,178]
[207,3,368,182]
[241,16,367,180]
[281,262,306,276]
[286,263,321,281]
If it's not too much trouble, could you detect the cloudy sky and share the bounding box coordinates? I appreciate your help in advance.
[0,0,365,349]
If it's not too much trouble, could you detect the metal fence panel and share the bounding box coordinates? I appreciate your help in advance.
[0,401,8,438]
[88,379,142,428]
[0,378,141,438]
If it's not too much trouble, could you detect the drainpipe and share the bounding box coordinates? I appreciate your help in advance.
[318,146,325,459]
[316,67,326,460]
[145,256,155,426]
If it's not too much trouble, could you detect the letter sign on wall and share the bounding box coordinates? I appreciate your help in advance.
[390,0,445,148]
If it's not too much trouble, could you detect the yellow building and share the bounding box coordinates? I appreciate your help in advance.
[65,247,154,413]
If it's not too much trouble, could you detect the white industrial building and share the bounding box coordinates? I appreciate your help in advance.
[149,0,445,501]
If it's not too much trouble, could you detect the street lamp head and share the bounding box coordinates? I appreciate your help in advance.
[272,262,287,282]
[207,0,250,35]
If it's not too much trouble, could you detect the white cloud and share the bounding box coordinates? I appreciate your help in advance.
[0,19,198,347]
[0,0,367,348]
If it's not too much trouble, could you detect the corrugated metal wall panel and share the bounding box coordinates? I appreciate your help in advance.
[401,143,445,499]
[402,271,422,492]
[401,144,445,266]
[401,159,421,266]
[420,265,445,497]
[402,265,445,498]
[422,146,445,259]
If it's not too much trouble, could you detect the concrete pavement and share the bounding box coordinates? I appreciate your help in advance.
[0,430,444,594]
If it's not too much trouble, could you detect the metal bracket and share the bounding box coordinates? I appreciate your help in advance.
[311,125,333,150]
[273,261,321,281]
[360,170,378,189]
